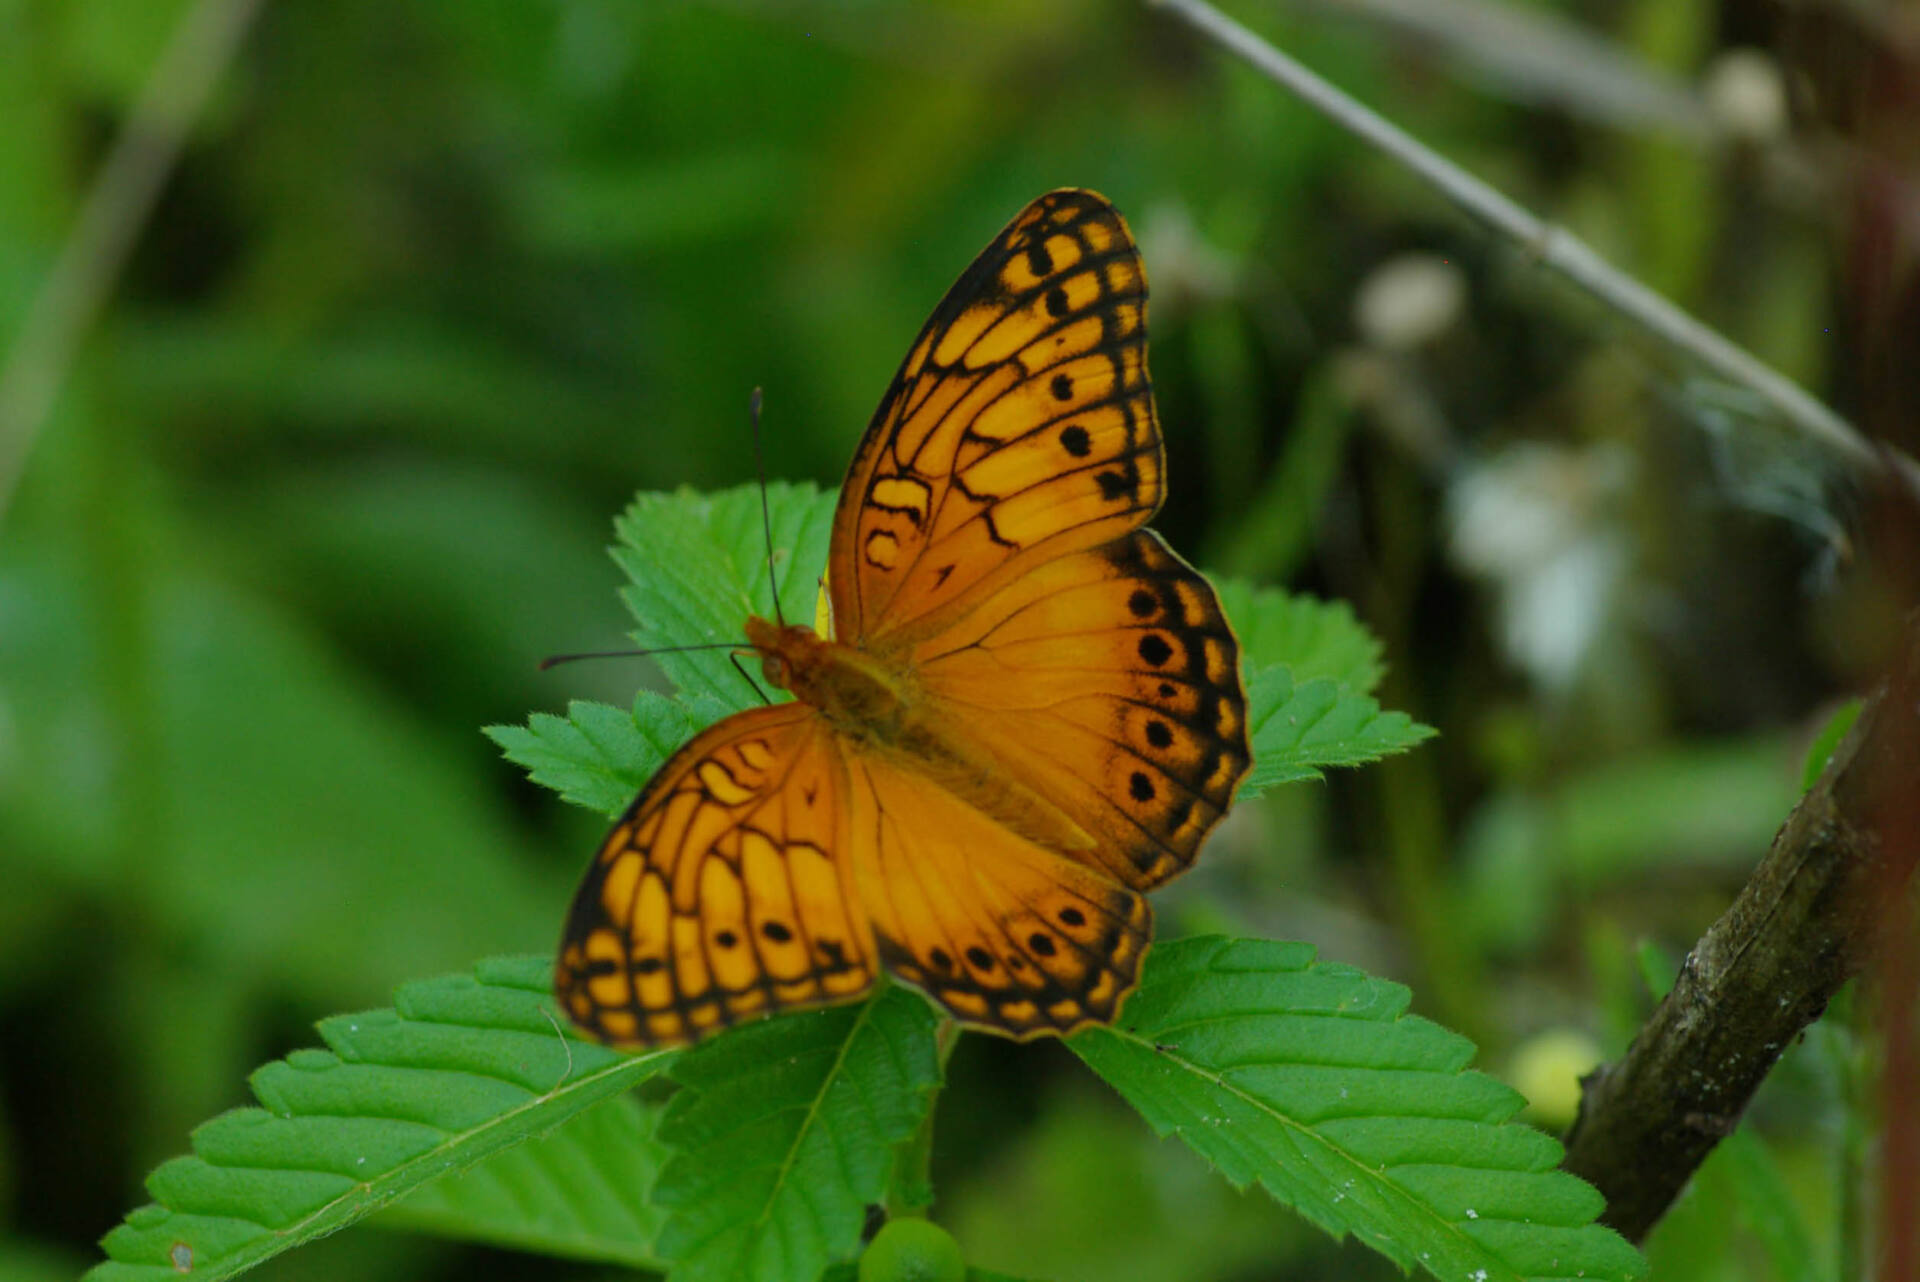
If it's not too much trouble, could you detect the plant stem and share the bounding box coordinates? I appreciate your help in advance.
[1144,0,1920,501]
[1559,616,1920,1240]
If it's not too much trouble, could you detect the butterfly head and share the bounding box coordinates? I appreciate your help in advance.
[743,614,823,696]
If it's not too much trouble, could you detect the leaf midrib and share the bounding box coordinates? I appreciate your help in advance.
[162,1031,669,1282]
[751,998,879,1235]
[1097,1020,1531,1282]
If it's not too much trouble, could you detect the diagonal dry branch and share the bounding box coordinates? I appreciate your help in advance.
[1146,0,1920,501]
[1560,618,1920,1240]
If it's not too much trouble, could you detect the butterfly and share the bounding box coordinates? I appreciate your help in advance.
[556,189,1250,1047]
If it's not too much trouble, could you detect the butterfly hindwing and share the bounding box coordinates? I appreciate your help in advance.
[832,189,1163,647]
[555,704,876,1047]
[846,753,1152,1038]
[914,529,1250,891]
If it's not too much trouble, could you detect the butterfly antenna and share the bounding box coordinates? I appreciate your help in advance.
[751,386,785,627]
[538,642,745,671]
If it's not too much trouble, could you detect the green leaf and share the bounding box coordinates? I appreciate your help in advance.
[1216,576,1435,800]
[653,986,944,1282]
[610,482,836,705]
[1713,1128,1823,1282]
[86,957,673,1282]
[1800,699,1860,793]
[1242,666,1436,797]
[1635,938,1679,1001]
[1070,938,1646,1282]
[486,691,729,820]
[1554,737,1799,878]
[375,1093,672,1269]
[1215,577,1386,694]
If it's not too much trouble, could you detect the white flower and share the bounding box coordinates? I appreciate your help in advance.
[1703,48,1787,143]
[1447,444,1630,690]
[1354,253,1467,351]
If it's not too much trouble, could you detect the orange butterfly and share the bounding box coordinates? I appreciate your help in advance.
[556,190,1250,1047]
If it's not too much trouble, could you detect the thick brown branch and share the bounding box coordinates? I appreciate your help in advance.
[1560,621,1920,1241]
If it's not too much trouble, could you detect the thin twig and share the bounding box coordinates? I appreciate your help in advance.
[0,0,265,521]
[1147,0,1920,501]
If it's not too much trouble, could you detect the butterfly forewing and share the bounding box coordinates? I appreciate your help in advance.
[555,704,877,1047]
[831,190,1164,648]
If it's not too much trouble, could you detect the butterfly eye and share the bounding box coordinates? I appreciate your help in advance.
[761,653,790,688]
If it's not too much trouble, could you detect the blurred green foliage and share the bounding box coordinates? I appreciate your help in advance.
[0,0,1890,1278]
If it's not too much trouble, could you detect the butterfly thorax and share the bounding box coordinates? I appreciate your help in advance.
[743,613,1097,856]
[744,616,913,738]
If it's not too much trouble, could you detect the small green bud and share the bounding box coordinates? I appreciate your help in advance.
[858,1216,966,1282]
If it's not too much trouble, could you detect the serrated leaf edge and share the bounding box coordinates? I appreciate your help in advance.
[654,990,942,1280]
[88,960,672,1282]
[1074,939,1643,1282]
[1091,1018,1532,1278]
[658,1000,884,1261]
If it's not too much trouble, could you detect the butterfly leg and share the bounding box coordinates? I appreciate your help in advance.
[729,649,773,706]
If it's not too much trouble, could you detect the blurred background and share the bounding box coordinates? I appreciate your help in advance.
[3,1,1916,1280]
